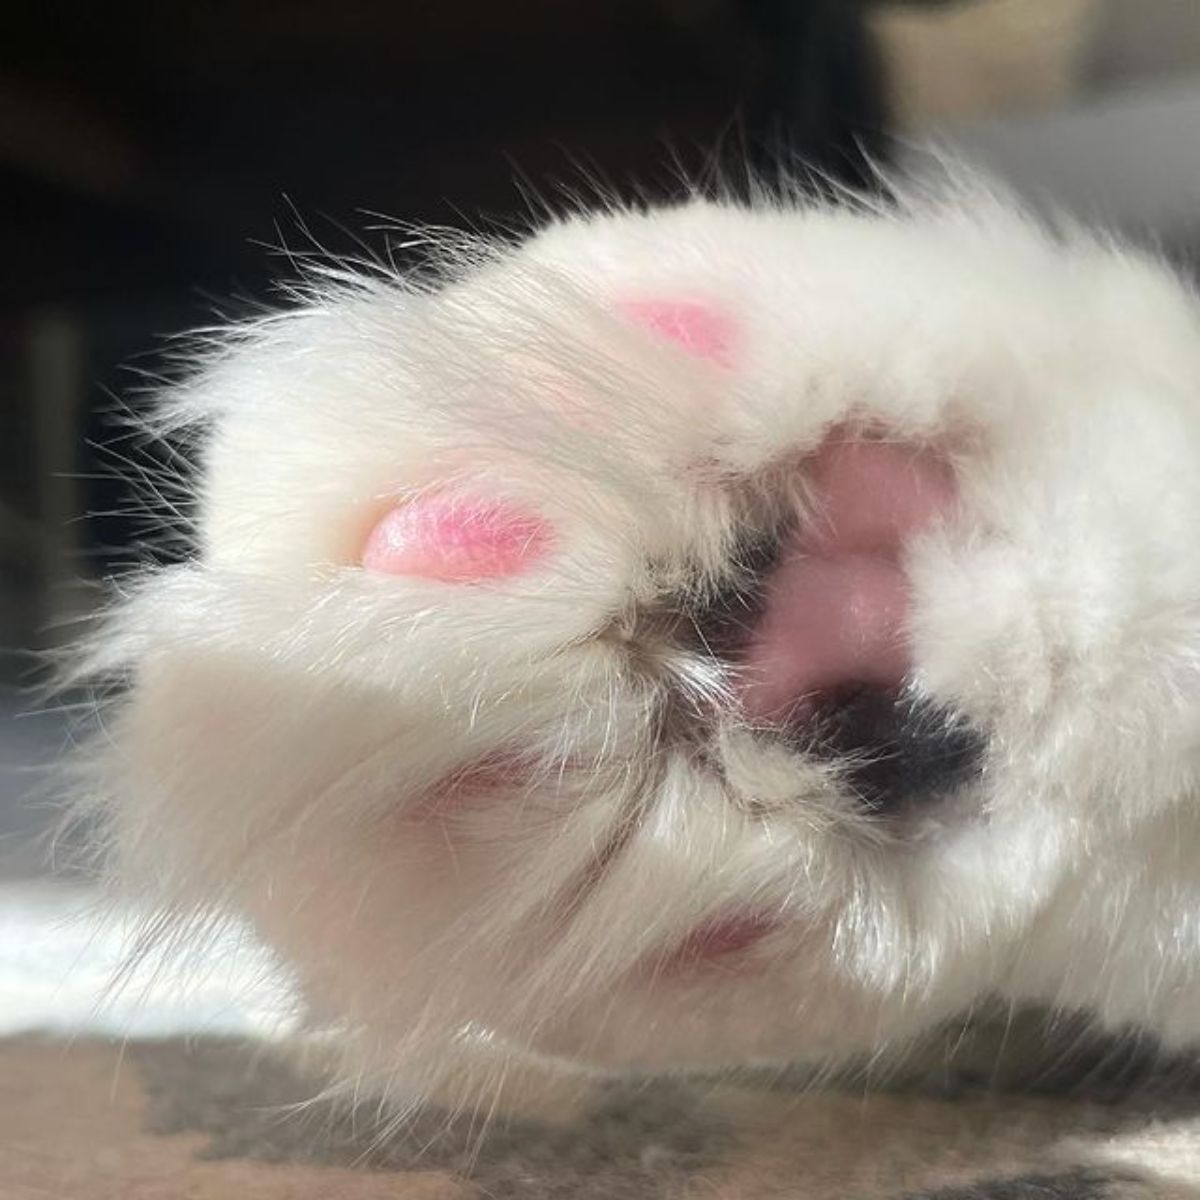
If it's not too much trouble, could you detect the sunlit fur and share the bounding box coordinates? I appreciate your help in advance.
[70,166,1200,1111]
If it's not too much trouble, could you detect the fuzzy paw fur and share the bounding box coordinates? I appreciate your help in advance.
[75,170,1200,1104]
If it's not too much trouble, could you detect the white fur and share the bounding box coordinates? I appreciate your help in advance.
[72,169,1200,1108]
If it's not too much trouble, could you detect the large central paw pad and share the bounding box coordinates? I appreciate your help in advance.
[738,437,955,721]
[731,436,984,810]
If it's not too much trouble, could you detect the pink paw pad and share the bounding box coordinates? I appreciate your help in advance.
[618,299,737,368]
[361,494,551,582]
[738,435,957,722]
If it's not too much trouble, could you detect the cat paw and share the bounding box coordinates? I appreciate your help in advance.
[81,175,1200,1093]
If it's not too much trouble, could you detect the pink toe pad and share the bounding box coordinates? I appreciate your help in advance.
[619,299,736,367]
[362,494,551,582]
[738,436,956,721]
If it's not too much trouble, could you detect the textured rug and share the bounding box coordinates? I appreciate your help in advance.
[5,881,1200,1197]
[7,1021,1200,1199]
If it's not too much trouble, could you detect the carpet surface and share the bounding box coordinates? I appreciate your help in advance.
[4,878,1200,1198]
[7,1023,1200,1199]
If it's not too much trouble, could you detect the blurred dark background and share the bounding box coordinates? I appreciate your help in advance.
[2,0,884,650]
[2,0,1198,875]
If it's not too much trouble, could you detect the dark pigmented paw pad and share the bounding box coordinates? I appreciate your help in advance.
[809,688,985,813]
